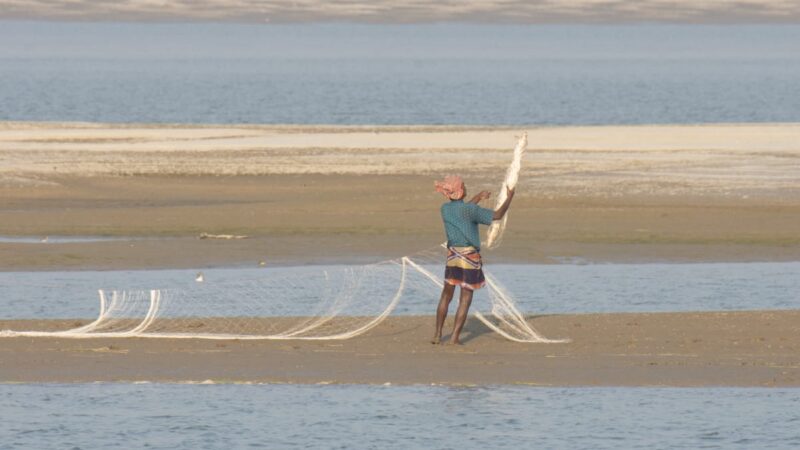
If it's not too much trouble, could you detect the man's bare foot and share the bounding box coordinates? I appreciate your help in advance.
[447,340,462,346]
[430,336,441,345]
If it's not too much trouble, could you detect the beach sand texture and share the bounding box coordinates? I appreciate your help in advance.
[1,311,799,386]
[0,122,798,268]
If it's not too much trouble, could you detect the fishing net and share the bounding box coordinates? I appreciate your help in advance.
[1,133,566,343]
[484,132,526,249]
[1,248,563,342]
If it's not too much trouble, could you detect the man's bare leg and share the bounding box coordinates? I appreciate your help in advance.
[433,283,456,344]
[450,287,474,345]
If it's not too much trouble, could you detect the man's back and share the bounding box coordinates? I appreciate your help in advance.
[440,200,494,250]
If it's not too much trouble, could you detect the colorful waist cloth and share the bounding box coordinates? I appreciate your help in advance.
[444,246,486,291]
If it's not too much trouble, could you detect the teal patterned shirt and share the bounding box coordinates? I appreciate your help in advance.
[440,200,494,251]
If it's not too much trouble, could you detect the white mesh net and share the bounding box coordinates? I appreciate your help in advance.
[1,132,567,343]
[1,248,564,343]
[484,132,526,250]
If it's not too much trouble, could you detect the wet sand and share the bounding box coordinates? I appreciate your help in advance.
[1,122,799,269]
[1,311,799,386]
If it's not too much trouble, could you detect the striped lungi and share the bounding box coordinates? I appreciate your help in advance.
[444,246,486,291]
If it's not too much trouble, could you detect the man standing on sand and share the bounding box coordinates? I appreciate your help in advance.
[432,175,515,345]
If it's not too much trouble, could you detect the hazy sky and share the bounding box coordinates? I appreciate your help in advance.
[1,0,799,24]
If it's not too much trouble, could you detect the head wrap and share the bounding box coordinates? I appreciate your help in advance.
[434,175,465,200]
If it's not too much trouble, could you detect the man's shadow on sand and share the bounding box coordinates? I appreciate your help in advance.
[447,314,553,344]
[369,315,551,345]
[444,318,493,344]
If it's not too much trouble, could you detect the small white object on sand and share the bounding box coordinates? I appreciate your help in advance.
[199,233,248,240]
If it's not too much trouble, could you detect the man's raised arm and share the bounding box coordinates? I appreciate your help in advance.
[492,187,515,220]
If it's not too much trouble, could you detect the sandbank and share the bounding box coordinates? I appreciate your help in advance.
[1,122,799,269]
[1,310,798,386]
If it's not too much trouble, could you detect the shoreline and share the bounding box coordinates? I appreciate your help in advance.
[1,310,798,386]
[1,238,799,272]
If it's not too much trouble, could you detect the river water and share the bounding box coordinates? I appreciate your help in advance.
[2,384,799,449]
[1,262,797,319]
[2,23,800,125]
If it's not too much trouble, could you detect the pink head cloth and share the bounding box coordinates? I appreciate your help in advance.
[434,175,465,200]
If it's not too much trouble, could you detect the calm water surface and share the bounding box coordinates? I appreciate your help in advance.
[0,262,797,319]
[2,23,799,125]
[1,384,799,449]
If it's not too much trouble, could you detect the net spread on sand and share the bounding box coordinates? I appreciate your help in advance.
[1,133,566,343]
